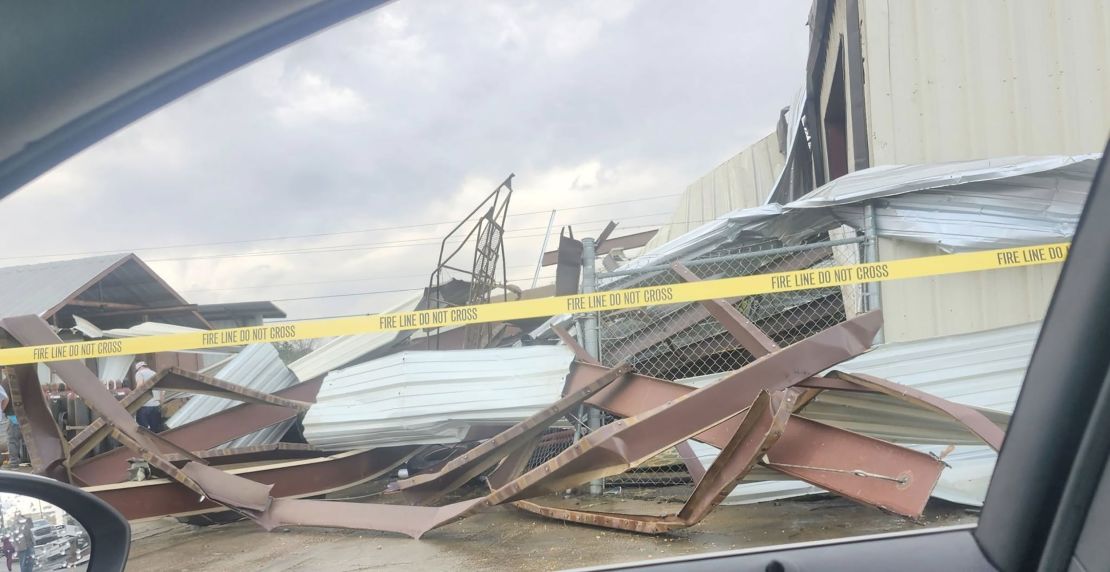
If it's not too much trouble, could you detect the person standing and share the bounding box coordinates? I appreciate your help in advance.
[0,376,24,468]
[2,536,14,572]
[133,362,163,432]
[16,517,32,572]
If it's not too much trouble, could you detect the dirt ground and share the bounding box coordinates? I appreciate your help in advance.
[124,494,977,571]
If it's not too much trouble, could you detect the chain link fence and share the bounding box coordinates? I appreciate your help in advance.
[534,237,870,494]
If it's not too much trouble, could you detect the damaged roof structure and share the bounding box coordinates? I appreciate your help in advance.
[1,0,1105,551]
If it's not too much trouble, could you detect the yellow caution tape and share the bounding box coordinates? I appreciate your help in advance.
[0,242,1070,366]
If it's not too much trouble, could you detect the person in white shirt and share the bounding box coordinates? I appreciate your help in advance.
[133,362,163,432]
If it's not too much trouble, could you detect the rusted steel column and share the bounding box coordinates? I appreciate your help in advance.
[676,391,791,523]
[10,364,69,481]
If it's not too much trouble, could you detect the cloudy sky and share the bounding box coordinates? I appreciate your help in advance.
[0,0,810,320]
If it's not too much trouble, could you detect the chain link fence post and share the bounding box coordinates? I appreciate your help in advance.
[579,237,604,495]
[863,202,885,344]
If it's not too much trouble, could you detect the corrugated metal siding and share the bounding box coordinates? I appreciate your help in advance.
[303,346,574,450]
[861,0,1110,166]
[166,343,299,448]
[648,132,785,248]
[878,238,1061,342]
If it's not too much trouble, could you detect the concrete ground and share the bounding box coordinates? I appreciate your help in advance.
[124,494,976,571]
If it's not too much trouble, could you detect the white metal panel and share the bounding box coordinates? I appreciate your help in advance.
[96,355,134,385]
[860,0,1110,166]
[303,345,574,450]
[102,321,205,337]
[288,293,422,381]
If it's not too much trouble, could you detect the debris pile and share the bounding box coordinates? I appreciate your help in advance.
[0,295,1003,537]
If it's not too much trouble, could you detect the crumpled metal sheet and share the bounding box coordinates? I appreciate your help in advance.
[785,154,1099,209]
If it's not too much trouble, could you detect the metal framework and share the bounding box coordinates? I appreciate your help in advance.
[425,174,514,349]
[0,298,1006,538]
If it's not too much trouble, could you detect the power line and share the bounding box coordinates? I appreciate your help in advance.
[142,218,677,263]
[0,193,681,262]
[214,273,557,304]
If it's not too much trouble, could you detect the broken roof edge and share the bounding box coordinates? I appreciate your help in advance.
[785,153,1102,209]
[613,153,1100,278]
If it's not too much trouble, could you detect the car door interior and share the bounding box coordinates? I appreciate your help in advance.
[0,471,130,571]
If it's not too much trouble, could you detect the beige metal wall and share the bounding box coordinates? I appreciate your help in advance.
[860,0,1110,165]
[647,131,784,248]
[878,239,1062,342]
[857,0,1106,341]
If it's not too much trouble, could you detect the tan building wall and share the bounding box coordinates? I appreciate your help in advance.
[860,0,1109,165]
[647,131,784,249]
[854,0,1107,341]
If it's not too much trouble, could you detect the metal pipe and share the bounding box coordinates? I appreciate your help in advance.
[531,210,557,288]
[596,236,865,278]
[579,237,603,496]
[862,202,885,344]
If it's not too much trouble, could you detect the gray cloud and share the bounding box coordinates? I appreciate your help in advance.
[0,0,810,319]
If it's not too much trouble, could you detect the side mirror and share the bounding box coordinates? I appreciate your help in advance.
[0,472,129,571]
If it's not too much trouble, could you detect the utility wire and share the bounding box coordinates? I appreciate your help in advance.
[0,194,681,262]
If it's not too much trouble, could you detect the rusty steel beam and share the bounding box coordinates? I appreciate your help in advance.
[152,368,313,410]
[828,370,1006,451]
[73,378,322,486]
[510,500,687,534]
[158,443,328,465]
[676,391,791,522]
[565,361,943,518]
[396,362,632,505]
[9,364,69,481]
[2,316,209,495]
[541,229,657,266]
[253,496,489,539]
[85,447,417,521]
[763,414,942,518]
[67,367,311,466]
[486,312,882,504]
[511,390,792,534]
[671,262,780,356]
[68,377,159,465]
[487,434,544,489]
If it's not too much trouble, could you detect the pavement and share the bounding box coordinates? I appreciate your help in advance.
[124,494,976,571]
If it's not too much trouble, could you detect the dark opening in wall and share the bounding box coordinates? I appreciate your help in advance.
[824,43,849,181]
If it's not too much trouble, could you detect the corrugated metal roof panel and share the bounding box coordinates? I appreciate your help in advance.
[288,293,423,382]
[303,345,575,450]
[166,343,299,448]
[0,254,127,319]
[787,155,1098,209]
